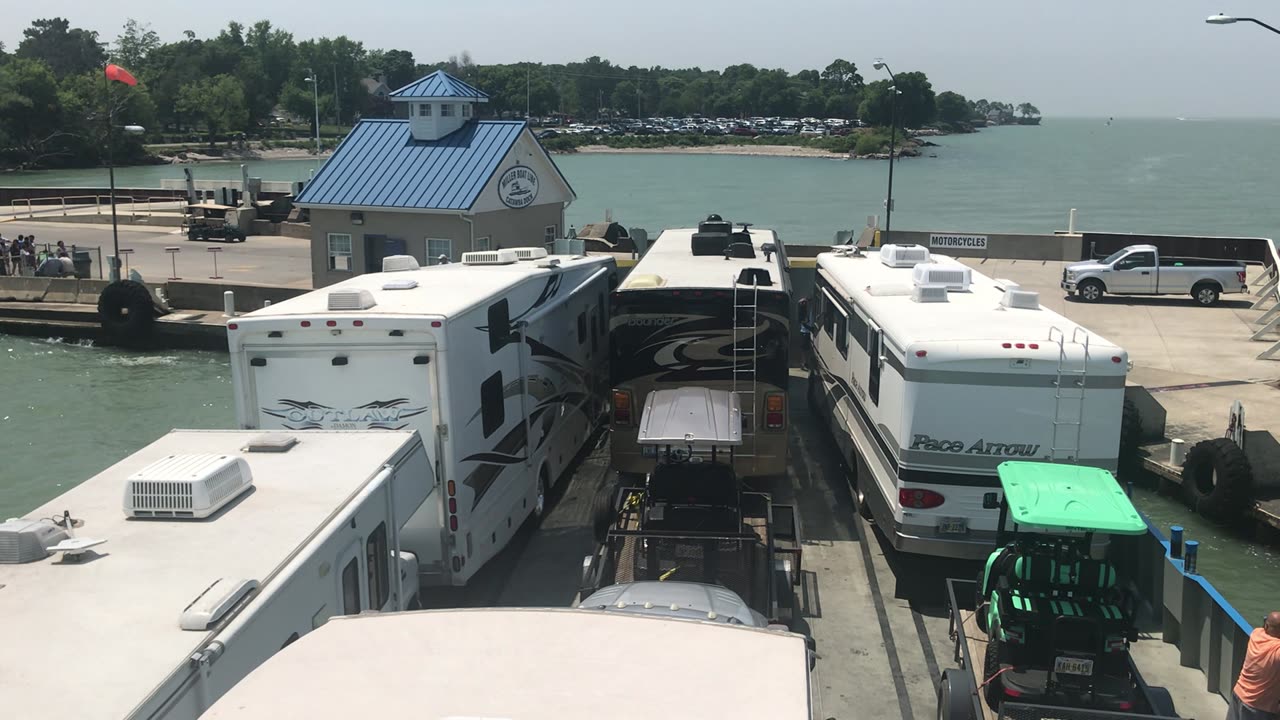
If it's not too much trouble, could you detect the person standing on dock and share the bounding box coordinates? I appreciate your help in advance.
[1229,611,1280,720]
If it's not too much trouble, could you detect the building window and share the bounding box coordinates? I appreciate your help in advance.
[474,236,490,251]
[327,233,353,272]
[365,522,389,610]
[462,103,472,118]
[418,103,432,117]
[482,371,504,438]
[440,104,454,117]
[427,238,452,265]
[341,556,361,615]
[544,225,557,243]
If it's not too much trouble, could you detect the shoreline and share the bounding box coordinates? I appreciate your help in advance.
[564,144,846,159]
[163,147,336,164]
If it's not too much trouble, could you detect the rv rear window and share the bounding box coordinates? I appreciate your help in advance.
[488,300,511,353]
[341,557,361,615]
[482,371,504,438]
[366,522,389,610]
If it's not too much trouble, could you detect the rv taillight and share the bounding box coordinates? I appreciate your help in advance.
[353,320,364,327]
[431,321,442,328]
[300,321,311,327]
[915,350,927,358]
[1001,342,1012,349]
[612,390,633,426]
[765,392,786,429]
[1015,343,1025,349]
[1029,343,1039,349]
[326,320,337,327]
[449,515,458,532]
[448,498,457,514]
[899,488,945,509]
[1112,356,1123,363]
[447,480,456,496]
[227,323,238,330]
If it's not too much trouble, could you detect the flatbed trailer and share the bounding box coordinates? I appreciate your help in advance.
[940,578,1185,720]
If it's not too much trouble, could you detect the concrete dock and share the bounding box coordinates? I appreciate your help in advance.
[443,374,1228,720]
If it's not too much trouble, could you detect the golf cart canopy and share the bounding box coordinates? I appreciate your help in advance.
[997,461,1147,535]
[638,387,742,448]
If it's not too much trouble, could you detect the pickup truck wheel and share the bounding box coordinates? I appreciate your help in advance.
[1078,279,1104,303]
[1192,283,1221,307]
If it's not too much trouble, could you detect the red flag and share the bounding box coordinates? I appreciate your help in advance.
[105,64,138,86]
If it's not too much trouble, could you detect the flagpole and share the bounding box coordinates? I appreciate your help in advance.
[105,69,121,282]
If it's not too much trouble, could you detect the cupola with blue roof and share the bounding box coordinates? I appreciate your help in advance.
[390,70,489,141]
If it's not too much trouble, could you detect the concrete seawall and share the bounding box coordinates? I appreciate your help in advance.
[881,229,1084,261]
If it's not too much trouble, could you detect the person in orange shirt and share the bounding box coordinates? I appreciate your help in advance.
[1230,612,1280,720]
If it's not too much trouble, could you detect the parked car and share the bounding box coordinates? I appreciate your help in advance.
[1061,244,1248,306]
[535,129,559,139]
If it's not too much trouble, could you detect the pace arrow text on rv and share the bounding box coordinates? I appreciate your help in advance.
[909,434,1042,457]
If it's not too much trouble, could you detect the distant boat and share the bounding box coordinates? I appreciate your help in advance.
[1106,117,1113,126]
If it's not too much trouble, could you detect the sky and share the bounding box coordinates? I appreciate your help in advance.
[5,0,1280,118]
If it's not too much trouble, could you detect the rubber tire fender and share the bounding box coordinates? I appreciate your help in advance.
[1182,437,1253,523]
[938,667,977,720]
[1119,398,1143,477]
[97,280,156,345]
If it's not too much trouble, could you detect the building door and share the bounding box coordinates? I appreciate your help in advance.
[364,235,407,273]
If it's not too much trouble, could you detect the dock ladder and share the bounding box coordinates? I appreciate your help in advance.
[1048,326,1091,463]
[732,276,761,459]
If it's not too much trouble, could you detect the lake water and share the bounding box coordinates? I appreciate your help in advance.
[3,116,1278,621]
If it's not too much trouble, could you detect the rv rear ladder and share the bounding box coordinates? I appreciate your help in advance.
[1049,326,1090,463]
[732,277,760,459]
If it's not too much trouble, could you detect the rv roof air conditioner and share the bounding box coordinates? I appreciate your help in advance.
[879,244,931,268]
[911,263,972,292]
[512,247,549,261]
[1000,288,1041,310]
[381,255,420,272]
[462,250,519,266]
[911,283,949,303]
[124,454,254,519]
[692,214,734,257]
[327,289,377,311]
[0,518,69,563]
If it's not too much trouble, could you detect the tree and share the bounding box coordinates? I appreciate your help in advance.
[114,19,159,69]
[176,74,248,144]
[0,58,68,167]
[367,48,416,91]
[820,59,862,94]
[16,18,106,79]
[1017,102,1040,118]
[936,91,969,126]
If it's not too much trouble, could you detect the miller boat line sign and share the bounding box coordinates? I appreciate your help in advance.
[499,165,539,209]
[928,233,988,250]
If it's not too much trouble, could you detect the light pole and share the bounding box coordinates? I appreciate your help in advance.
[1206,13,1280,35]
[872,60,900,239]
[104,98,145,282]
[304,70,321,157]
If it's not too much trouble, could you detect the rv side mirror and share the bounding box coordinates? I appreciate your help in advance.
[982,492,1001,510]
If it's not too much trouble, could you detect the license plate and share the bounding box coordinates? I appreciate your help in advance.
[641,445,657,458]
[936,517,968,535]
[1054,656,1094,676]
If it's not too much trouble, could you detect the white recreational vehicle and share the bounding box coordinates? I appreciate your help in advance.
[0,429,432,719]
[228,250,617,586]
[806,245,1129,558]
[204,608,813,719]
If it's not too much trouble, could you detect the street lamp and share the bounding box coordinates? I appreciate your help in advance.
[105,118,145,282]
[304,70,321,158]
[1206,13,1280,35]
[872,60,899,239]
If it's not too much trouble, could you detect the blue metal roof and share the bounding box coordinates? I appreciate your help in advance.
[389,70,489,100]
[295,119,525,210]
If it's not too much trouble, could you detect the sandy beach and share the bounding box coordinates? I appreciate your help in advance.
[566,144,845,159]
[163,147,335,164]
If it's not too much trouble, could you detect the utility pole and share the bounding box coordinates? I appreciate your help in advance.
[636,86,641,119]
[525,68,530,120]
[333,64,341,127]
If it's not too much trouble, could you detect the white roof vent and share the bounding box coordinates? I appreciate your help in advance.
[912,263,972,291]
[125,454,254,519]
[382,278,419,291]
[381,255,420,272]
[327,288,377,311]
[0,518,69,563]
[462,249,519,266]
[513,247,549,261]
[866,284,913,297]
[911,283,950,303]
[180,578,259,631]
[1000,288,1042,310]
[995,278,1021,291]
[244,433,298,453]
[880,244,931,268]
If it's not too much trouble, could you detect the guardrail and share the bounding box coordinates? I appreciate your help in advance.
[1249,244,1280,358]
[1112,519,1253,705]
[8,195,185,220]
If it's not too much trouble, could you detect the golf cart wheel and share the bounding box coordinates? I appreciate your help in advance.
[1183,437,1253,523]
[1192,282,1222,306]
[974,569,989,634]
[1077,279,1105,303]
[982,637,1004,711]
[938,668,976,720]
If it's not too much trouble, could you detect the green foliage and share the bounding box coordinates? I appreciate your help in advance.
[853,129,894,156]
[176,74,248,144]
[859,71,935,129]
[114,20,160,70]
[16,18,106,79]
[936,91,970,126]
[1017,102,1040,118]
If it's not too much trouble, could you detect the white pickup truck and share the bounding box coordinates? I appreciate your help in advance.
[1061,244,1248,306]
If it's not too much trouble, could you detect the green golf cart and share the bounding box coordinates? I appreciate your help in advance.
[974,461,1147,714]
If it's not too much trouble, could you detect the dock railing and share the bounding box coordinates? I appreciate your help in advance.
[1113,519,1254,705]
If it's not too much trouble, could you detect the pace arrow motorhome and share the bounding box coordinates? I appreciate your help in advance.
[228,250,616,586]
[807,245,1129,558]
[610,216,792,478]
[0,429,432,719]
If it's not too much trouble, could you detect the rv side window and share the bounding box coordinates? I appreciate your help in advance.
[281,632,300,649]
[577,311,587,344]
[482,371,504,438]
[488,300,511,353]
[823,294,836,339]
[835,310,848,359]
[596,293,605,336]
[589,309,599,353]
[868,328,882,405]
[848,305,868,350]
[365,522,390,610]
[341,557,361,615]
